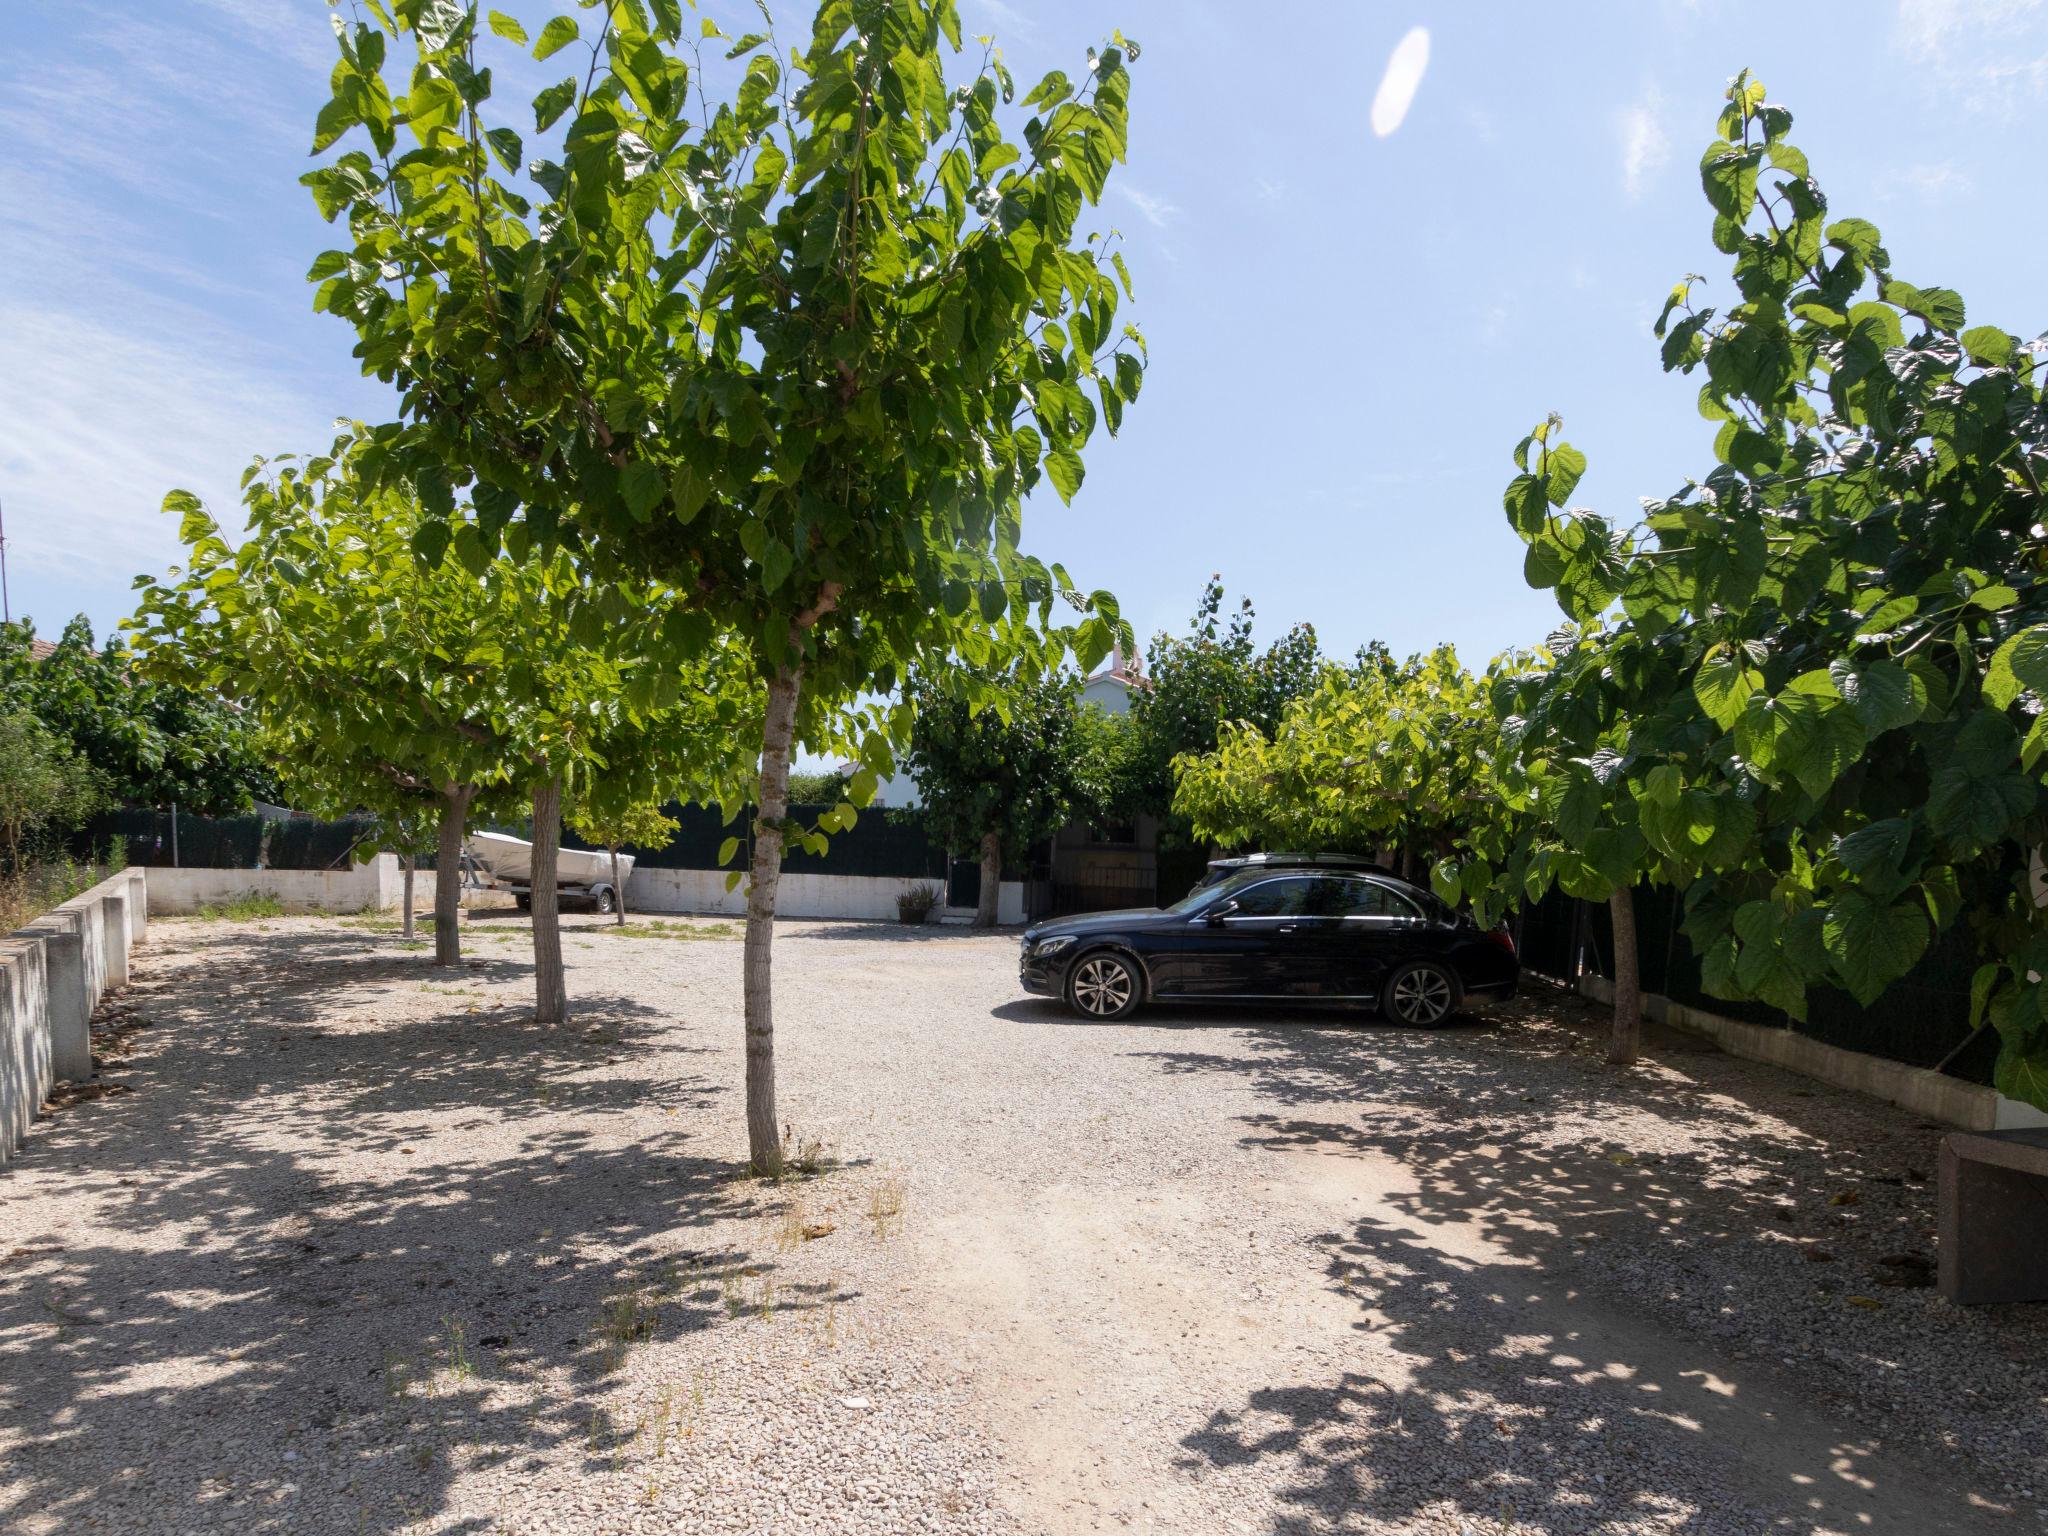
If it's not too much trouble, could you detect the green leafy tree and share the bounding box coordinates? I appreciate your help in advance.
[1067,702,1147,835]
[132,434,721,1025]
[302,0,1146,1171]
[1174,645,1535,881]
[902,669,1081,926]
[0,712,103,873]
[0,617,276,814]
[1466,73,2048,1100]
[1128,578,1323,830]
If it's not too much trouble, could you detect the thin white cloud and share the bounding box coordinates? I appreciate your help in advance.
[1370,27,1430,138]
[1617,86,1671,200]
[0,306,342,594]
[1114,184,1181,229]
[1888,160,1976,202]
[1896,0,2048,108]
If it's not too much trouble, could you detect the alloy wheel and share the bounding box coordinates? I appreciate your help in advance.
[1072,956,1134,1017]
[1390,966,1453,1025]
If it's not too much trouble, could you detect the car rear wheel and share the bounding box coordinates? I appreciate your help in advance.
[1066,951,1141,1020]
[1383,961,1458,1027]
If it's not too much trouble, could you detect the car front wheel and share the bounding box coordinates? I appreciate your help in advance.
[1383,961,1459,1027]
[1066,951,1141,1020]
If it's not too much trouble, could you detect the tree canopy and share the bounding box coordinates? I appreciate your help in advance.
[1453,73,2048,1105]
[0,617,275,815]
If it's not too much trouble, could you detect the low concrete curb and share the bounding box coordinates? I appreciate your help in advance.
[1576,973,2007,1130]
[2,868,147,1170]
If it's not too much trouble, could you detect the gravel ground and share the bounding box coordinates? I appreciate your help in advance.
[2,910,2043,1536]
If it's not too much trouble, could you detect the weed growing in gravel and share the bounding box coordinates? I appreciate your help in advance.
[599,1284,659,1368]
[720,1266,747,1320]
[608,920,739,941]
[382,1350,416,1400]
[867,1174,907,1238]
[192,892,285,921]
[442,1316,476,1381]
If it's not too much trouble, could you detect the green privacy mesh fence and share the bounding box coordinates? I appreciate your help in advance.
[1520,882,1995,1086]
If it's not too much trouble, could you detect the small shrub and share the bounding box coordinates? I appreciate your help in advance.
[895,882,941,924]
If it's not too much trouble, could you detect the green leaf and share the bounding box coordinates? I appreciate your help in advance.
[1822,891,1929,1005]
[534,77,577,131]
[487,10,527,44]
[1987,626,2048,707]
[1543,444,1587,507]
[411,520,451,568]
[1827,658,1925,733]
[620,461,666,522]
[1044,446,1084,504]
[717,835,740,866]
[1994,1031,2048,1112]
[1503,474,1547,538]
[533,15,579,61]
[1694,649,1760,730]
[1962,326,2014,368]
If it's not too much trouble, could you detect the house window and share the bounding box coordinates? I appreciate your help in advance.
[1088,822,1138,846]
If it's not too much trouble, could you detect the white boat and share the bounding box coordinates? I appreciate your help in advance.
[465,831,634,910]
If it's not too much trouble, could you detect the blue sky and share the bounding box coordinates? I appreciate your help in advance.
[6,0,2047,670]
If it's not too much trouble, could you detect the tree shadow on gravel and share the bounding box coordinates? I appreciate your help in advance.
[1158,988,2048,1534]
[0,927,846,1535]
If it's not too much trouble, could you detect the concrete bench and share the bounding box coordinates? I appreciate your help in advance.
[1940,1128,2048,1304]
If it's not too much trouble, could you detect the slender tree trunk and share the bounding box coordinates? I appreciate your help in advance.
[400,853,416,941]
[433,787,469,967]
[974,829,1002,929]
[1608,885,1642,1066]
[610,844,625,926]
[744,666,802,1176]
[531,776,568,1026]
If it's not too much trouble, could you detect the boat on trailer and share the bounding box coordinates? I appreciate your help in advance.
[464,831,635,913]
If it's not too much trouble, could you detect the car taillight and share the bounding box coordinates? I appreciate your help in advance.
[1487,927,1517,957]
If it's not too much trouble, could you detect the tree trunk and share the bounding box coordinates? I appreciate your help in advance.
[610,844,625,926]
[400,853,416,941]
[1608,885,1642,1066]
[433,788,469,967]
[974,829,1002,929]
[744,666,802,1176]
[531,776,568,1026]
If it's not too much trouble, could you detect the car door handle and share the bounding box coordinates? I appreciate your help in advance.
[1276,924,1298,935]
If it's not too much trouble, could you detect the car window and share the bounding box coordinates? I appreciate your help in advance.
[1323,877,1422,919]
[1224,877,1318,918]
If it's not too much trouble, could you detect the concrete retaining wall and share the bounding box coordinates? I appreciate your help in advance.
[144,854,437,916]
[627,867,1028,925]
[1573,973,2037,1131]
[4,867,145,1169]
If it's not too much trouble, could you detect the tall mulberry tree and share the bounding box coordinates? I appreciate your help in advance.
[303,0,1146,1168]
[1468,74,2048,1102]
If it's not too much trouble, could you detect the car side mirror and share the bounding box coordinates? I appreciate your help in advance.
[1205,901,1238,924]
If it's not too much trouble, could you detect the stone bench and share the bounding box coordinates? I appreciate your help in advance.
[1940,1128,2048,1304]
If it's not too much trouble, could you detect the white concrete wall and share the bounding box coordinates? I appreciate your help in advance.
[4,868,142,1169]
[627,867,1027,924]
[143,854,436,916]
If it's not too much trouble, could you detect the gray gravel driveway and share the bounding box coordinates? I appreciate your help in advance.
[1,913,2041,1535]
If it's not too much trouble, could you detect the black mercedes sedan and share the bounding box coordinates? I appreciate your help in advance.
[1018,867,1517,1025]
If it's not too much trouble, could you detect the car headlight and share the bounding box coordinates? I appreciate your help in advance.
[1033,935,1075,956]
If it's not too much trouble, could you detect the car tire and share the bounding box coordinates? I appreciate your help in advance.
[1382,961,1460,1027]
[1065,950,1142,1020]
[593,887,616,914]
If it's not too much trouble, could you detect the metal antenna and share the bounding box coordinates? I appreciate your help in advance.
[0,495,9,624]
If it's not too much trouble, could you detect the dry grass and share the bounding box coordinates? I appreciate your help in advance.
[0,858,117,932]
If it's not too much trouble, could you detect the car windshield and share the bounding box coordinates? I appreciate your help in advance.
[1162,871,1262,916]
